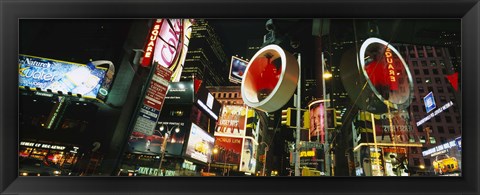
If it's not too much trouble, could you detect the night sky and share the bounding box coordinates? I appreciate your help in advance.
[207,19,268,58]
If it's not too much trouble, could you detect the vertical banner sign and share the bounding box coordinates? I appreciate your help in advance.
[131,64,172,142]
[141,19,163,67]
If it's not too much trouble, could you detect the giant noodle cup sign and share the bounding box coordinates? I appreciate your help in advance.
[241,44,299,113]
[340,38,413,114]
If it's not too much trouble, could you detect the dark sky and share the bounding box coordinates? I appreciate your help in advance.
[207,19,268,59]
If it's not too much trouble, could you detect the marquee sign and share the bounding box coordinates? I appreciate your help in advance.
[241,44,299,112]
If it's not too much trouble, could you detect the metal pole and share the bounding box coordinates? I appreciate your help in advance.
[322,52,331,176]
[295,53,302,176]
[261,142,269,176]
[157,132,168,176]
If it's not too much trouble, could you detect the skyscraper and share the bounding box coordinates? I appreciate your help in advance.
[182,19,229,86]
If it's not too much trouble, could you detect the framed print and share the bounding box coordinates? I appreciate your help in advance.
[1,0,479,195]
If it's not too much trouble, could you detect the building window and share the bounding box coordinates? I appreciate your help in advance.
[424,159,431,167]
[429,136,436,144]
[412,61,418,67]
[439,60,445,66]
[442,69,447,74]
[448,127,455,134]
[418,86,424,93]
[427,87,433,93]
[430,60,437,66]
[425,77,431,84]
[413,158,420,166]
[416,78,422,84]
[423,69,430,75]
[437,87,444,93]
[432,69,439,75]
[445,116,452,123]
[440,96,447,103]
[435,77,442,84]
[420,136,426,143]
[437,126,444,133]
[436,49,443,57]
[435,116,442,122]
[440,137,447,144]
[411,148,418,154]
[414,69,420,75]
[456,116,461,124]
[413,105,419,112]
[421,61,427,67]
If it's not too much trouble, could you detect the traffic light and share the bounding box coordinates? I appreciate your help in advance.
[303,110,310,129]
[281,109,292,126]
[335,109,343,127]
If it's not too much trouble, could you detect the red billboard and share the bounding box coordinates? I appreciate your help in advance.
[213,136,243,166]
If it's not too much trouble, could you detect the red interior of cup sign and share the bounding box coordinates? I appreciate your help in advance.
[243,54,282,102]
[363,43,411,105]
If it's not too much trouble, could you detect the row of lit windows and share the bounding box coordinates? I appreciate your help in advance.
[410,60,446,67]
[211,92,240,99]
[417,125,459,134]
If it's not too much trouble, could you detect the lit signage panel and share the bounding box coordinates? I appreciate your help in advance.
[184,123,215,163]
[164,81,194,104]
[195,84,221,120]
[213,136,243,166]
[229,56,248,84]
[215,105,247,137]
[424,92,436,113]
[18,55,107,99]
[239,137,257,173]
[382,147,408,176]
[308,100,326,143]
[127,122,186,156]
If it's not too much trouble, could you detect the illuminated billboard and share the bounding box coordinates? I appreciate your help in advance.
[127,121,186,155]
[308,100,326,143]
[184,123,215,163]
[18,55,108,99]
[213,136,243,166]
[239,137,257,173]
[229,56,248,84]
[382,147,408,176]
[215,105,247,137]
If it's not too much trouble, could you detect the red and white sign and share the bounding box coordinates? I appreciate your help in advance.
[143,65,172,110]
[141,19,164,67]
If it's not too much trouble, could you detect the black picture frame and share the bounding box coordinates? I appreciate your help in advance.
[1,0,479,194]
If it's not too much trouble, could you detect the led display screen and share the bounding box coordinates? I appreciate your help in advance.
[184,123,215,163]
[229,56,248,84]
[19,55,107,99]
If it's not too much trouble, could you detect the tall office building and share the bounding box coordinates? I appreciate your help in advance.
[394,43,461,174]
[182,19,229,86]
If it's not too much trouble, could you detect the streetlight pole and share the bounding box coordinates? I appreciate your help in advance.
[322,52,331,176]
[157,125,179,176]
[295,53,302,176]
[260,142,269,176]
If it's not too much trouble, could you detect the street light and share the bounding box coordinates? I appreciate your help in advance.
[260,142,269,176]
[157,124,180,176]
[321,52,332,176]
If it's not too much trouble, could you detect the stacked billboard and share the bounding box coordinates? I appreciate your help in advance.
[213,106,259,174]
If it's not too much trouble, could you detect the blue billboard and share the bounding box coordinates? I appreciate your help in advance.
[19,55,108,99]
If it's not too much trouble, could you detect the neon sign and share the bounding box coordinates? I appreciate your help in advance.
[141,19,163,67]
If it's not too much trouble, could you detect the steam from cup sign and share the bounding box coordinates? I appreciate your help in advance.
[241,44,299,113]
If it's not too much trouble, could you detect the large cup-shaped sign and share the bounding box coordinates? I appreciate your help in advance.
[340,38,413,113]
[241,45,299,112]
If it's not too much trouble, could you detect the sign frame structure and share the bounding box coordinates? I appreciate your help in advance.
[229,56,248,84]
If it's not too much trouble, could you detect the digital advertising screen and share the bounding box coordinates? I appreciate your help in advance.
[184,123,215,163]
[215,105,247,137]
[127,121,187,156]
[229,56,248,84]
[239,137,257,173]
[18,55,107,99]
